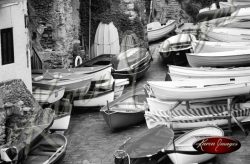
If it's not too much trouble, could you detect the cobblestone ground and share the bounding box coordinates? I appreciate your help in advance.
[61,43,250,164]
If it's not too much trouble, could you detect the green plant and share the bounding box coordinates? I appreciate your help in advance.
[80,0,147,51]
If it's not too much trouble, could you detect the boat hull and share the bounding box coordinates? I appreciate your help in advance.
[192,40,250,53]
[120,33,139,52]
[101,110,145,130]
[73,90,114,107]
[202,30,250,42]
[145,104,250,130]
[146,97,219,113]
[113,60,151,81]
[100,88,147,130]
[147,20,176,42]
[197,7,236,22]
[50,115,71,131]
[148,81,250,101]
[32,85,65,104]
[23,133,67,164]
[94,22,120,56]
[46,65,112,81]
[32,75,92,94]
[167,126,224,164]
[159,34,196,53]
[160,50,189,66]
[186,52,250,67]
[168,65,250,80]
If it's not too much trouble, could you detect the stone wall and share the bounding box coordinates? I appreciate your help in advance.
[119,0,147,23]
[28,0,80,68]
[0,79,54,153]
[153,0,192,25]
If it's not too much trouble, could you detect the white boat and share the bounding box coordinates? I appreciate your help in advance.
[23,133,67,164]
[186,49,250,67]
[50,115,71,131]
[231,7,250,17]
[147,97,224,113]
[147,81,250,101]
[32,84,65,104]
[50,98,72,131]
[91,76,114,91]
[219,1,250,8]
[73,89,114,107]
[145,103,250,129]
[116,47,151,72]
[100,88,147,130]
[167,126,224,164]
[32,72,92,95]
[147,20,176,42]
[201,27,250,42]
[48,64,112,81]
[159,34,196,53]
[147,98,178,112]
[199,15,250,29]
[175,23,201,36]
[192,40,250,53]
[114,79,130,99]
[168,65,250,80]
[94,22,120,57]
[199,3,217,13]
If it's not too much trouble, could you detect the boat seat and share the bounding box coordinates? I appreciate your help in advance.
[29,149,55,156]
[23,155,50,164]
[147,22,161,30]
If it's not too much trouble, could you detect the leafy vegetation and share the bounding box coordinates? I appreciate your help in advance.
[80,0,146,53]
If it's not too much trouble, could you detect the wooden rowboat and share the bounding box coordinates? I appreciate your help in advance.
[94,22,120,57]
[32,73,92,98]
[167,126,224,164]
[47,64,112,81]
[77,48,152,80]
[120,33,139,52]
[192,40,250,53]
[115,47,151,72]
[147,20,176,42]
[112,59,151,81]
[146,97,220,113]
[186,49,250,67]
[50,99,72,131]
[114,125,174,160]
[197,5,250,22]
[220,1,250,8]
[159,34,195,65]
[201,27,250,42]
[100,87,147,130]
[73,89,114,107]
[196,7,234,22]
[219,20,250,29]
[231,7,250,17]
[168,65,250,80]
[147,81,250,101]
[145,103,250,130]
[89,76,114,91]
[32,84,65,104]
[23,133,67,164]
[175,23,201,36]
[159,34,196,53]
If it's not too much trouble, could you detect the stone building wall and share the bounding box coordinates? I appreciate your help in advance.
[153,0,192,25]
[28,0,80,68]
[119,0,147,24]
[0,80,53,151]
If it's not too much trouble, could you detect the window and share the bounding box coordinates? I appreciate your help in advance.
[1,28,14,65]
